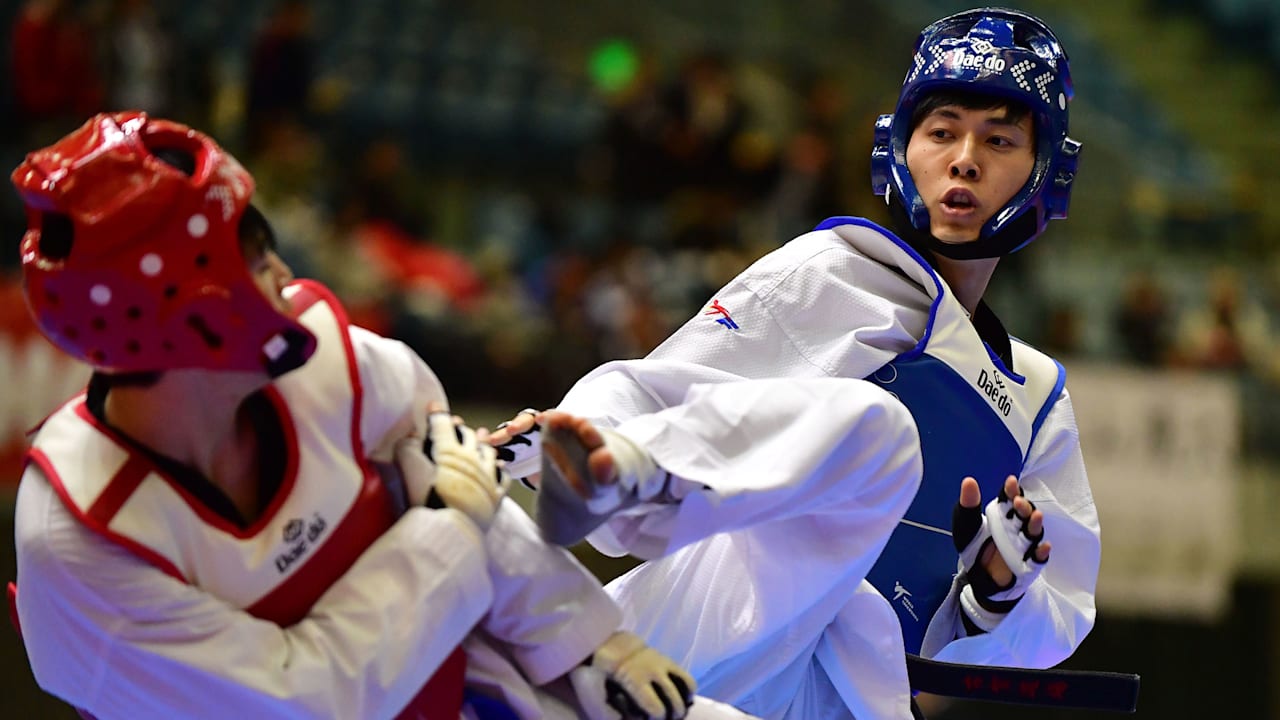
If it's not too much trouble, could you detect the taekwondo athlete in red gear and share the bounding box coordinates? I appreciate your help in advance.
[492,8,1099,719]
[8,112,759,720]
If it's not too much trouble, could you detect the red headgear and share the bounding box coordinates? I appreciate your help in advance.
[12,112,315,376]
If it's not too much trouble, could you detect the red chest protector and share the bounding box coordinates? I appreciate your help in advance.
[13,280,463,719]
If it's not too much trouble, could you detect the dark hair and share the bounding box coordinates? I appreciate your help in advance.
[910,89,1034,133]
[238,204,278,260]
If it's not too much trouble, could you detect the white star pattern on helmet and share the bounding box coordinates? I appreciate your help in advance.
[216,161,250,200]
[907,51,925,83]
[1033,71,1055,103]
[205,186,235,222]
[1009,59,1035,92]
[925,45,948,75]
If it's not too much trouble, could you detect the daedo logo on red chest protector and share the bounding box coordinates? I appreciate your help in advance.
[274,513,330,573]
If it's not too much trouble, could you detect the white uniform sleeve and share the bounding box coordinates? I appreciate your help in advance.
[351,327,624,690]
[352,326,448,465]
[478,499,622,685]
[647,230,925,381]
[929,387,1099,667]
[15,467,493,720]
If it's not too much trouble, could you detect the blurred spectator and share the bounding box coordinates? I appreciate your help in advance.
[245,117,331,282]
[1114,270,1176,366]
[307,197,398,336]
[312,185,484,340]
[582,243,670,361]
[170,40,216,129]
[1043,302,1084,359]
[595,50,771,200]
[358,219,486,315]
[588,47,788,256]
[667,188,742,252]
[101,0,172,115]
[661,52,749,189]
[539,251,606,391]
[665,52,780,210]
[593,48,671,204]
[767,71,849,239]
[10,0,103,141]
[465,246,557,395]
[247,116,329,204]
[245,0,313,153]
[345,137,432,238]
[1178,266,1271,372]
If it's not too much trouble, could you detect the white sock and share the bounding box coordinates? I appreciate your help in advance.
[582,428,664,513]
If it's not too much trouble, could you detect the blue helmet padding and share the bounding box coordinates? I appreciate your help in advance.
[870,7,1082,251]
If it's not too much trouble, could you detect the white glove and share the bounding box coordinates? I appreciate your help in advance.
[424,412,511,531]
[575,631,696,720]
[952,484,1048,632]
[493,408,542,487]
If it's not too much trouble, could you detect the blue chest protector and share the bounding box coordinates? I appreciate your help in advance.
[814,217,1065,655]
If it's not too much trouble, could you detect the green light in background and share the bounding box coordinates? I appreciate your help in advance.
[588,39,639,94]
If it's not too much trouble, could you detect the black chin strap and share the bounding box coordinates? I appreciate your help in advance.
[886,188,1040,260]
[263,326,315,378]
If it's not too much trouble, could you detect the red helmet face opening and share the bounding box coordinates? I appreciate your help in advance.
[13,112,316,376]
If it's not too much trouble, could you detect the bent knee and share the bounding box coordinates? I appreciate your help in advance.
[830,379,917,441]
[834,380,923,488]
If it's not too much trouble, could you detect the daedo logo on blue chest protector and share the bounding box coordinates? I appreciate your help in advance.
[977,368,1013,416]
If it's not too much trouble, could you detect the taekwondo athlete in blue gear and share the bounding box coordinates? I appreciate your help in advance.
[858,7,1081,656]
[492,7,1101,719]
[870,8,1081,259]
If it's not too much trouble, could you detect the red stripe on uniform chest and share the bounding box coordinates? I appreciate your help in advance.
[245,467,397,626]
[87,455,152,525]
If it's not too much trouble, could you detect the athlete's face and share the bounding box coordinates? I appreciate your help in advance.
[905,104,1035,245]
[246,248,293,314]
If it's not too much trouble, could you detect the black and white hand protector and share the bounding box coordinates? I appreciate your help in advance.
[570,631,696,720]
[951,484,1048,632]
[494,408,542,487]
[423,412,511,531]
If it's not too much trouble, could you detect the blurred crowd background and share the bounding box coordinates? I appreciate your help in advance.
[11,0,1280,409]
[3,0,1280,717]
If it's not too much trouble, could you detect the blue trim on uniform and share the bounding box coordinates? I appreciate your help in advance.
[815,216,1035,385]
[813,216,943,361]
[813,216,936,273]
[985,342,1027,385]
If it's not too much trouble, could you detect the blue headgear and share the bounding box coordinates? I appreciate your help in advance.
[870,7,1082,259]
